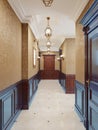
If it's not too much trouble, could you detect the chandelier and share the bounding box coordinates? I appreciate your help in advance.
[45,17,52,38]
[42,0,53,7]
[46,39,51,48]
[44,17,52,52]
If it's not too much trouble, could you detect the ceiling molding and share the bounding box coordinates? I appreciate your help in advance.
[8,0,39,39]
[7,0,88,52]
[8,0,33,23]
[73,0,89,21]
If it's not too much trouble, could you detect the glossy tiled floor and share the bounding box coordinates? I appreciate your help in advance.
[11,80,85,130]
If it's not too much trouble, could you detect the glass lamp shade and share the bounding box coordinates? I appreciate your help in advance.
[43,0,53,7]
[47,48,50,51]
[46,40,51,48]
[45,26,52,38]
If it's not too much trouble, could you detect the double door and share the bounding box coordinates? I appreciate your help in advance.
[86,29,98,130]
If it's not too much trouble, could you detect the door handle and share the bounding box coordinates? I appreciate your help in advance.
[86,79,90,85]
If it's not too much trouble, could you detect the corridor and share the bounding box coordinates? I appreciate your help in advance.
[11,80,85,130]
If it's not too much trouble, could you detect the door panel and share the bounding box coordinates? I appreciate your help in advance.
[90,35,98,82]
[40,55,59,79]
[44,55,55,70]
[88,31,98,130]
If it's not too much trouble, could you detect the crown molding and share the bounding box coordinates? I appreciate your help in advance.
[72,0,89,21]
[8,0,39,39]
[8,0,29,22]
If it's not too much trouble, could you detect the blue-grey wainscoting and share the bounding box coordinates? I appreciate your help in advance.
[0,72,40,130]
[88,82,98,130]
[75,81,86,126]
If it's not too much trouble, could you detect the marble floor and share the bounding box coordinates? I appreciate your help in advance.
[11,80,85,130]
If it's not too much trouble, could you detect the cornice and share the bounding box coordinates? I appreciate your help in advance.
[8,0,27,22]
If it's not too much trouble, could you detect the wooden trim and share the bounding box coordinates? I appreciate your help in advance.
[22,80,29,109]
[22,72,40,109]
[66,74,75,93]
[40,70,59,79]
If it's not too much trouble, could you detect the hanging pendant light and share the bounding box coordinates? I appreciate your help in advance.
[42,0,53,7]
[45,17,52,38]
[46,39,51,48]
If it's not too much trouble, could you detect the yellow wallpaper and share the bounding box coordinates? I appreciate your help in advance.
[28,26,39,79]
[61,38,75,75]
[40,55,44,70]
[55,52,60,70]
[75,23,85,83]
[22,24,39,79]
[75,0,94,84]
[0,0,22,90]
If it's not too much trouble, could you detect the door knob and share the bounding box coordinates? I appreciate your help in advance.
[86,79,90,85]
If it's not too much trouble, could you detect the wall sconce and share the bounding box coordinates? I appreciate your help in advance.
[57,57,60,61]
[60,54,64,60]
[37,56,40,59]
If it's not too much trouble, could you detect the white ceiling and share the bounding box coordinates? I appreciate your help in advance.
[8,0,89,51]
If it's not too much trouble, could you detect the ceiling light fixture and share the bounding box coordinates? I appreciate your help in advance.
[42,0,53,7]
[46,40,51,48]
[45,17,52,38]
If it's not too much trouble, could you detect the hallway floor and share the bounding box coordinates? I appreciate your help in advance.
[11,80,85,130]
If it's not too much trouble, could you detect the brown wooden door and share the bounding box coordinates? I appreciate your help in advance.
[44,55,55,70]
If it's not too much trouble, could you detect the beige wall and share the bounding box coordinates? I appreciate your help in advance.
[75,23,85,83]
[75,0,94,84]
[40,52,60,70]
[61,41,66,73]
[61,38,75,75]
[0,0,22,90]
[28,26,39,78]
[22,24,39,79]
[55,52,60,70]
[40,55,44,70]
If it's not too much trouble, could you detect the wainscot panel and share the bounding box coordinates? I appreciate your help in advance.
[22,72,40,109]
[59,73,75,93]
[59,72,66,92]
[88,82,98,130]
[66,74,75,93]
[75,81,86,127]
[0,81,22,130]
[40,70,59,79]
[0,72,40,130]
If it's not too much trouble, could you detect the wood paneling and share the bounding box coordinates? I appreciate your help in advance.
[59,72,75,94]
[40,55,59,79]
[59,72,66,91]
[22,73,40,109]
[44,55,55,70]
[40,70,59,79]
[66,74,75,93]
